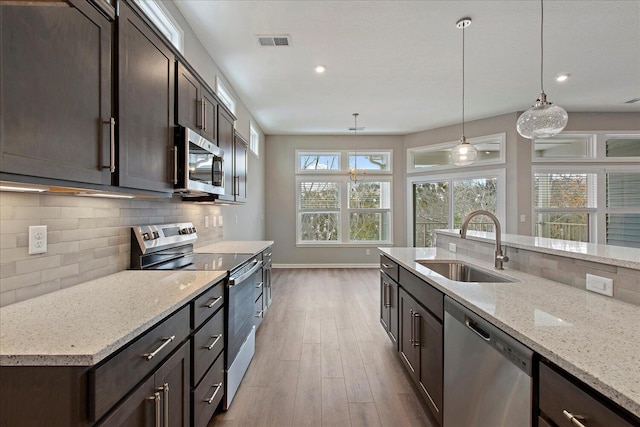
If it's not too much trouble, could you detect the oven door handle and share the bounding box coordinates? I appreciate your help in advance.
[228,260,263,287]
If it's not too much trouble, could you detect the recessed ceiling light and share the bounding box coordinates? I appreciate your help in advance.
[315,65,326,74]
[556,73,570,82]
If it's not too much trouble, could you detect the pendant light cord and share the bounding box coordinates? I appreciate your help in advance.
[540,0,544,93]
[462,22,466,138]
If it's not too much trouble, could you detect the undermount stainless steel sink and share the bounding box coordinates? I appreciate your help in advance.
[415,260,516,283]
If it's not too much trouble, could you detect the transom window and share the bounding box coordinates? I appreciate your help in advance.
[296,150,393,245]
[249,122,259,157]
[134,0,183,52]
[216,78,236,114]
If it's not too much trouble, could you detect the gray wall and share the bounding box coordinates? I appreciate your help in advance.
[162,1,266,241]
[265,134,404,266]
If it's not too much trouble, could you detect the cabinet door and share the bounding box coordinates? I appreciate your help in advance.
[201,89,218,143]
[0,0,112,185]
[398,288,420,381]
[416,304,443,426]
[216,106,235,202]
[117,1,174,193]
[388,280,399,345]
[380,275,391,333]
[234,134,248,202]
[97,376,157,427]
[154,343,190,427]
[176,61,199,131]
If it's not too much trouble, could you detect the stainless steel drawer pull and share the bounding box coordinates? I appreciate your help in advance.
[148,392,161,427]
[162,383,169,427]
[204,383,223,404]
[382,282,388,308]
[205,334,223,351]
[264,252,272,257]
[206,296,223,308]
[409,309,415,345]
[563,410,588,427]
[255,310,263,318]
[144,335,175,361]
[382,263,393,269]
[171,145,178,185]
[412,311,421,347]
[256,282,263,289]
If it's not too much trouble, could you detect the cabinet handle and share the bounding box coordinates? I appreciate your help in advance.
[143,336,175,361]
[205,334,223,351]
[161,383,169,427]
[382,281,388,308]
[386,283,392,308]
[234,176,240,196]
[204,383,223,404]
[409,309,415,345]
[171,146,178,185]
[256,282,263,289]
[197,99,204,130]
[103,117,116,173]
[206,296,223,309]
[255,310,263,318]
[264,252,272,257]
[382,263,393,269]
[148,392,161,427]
[203,99,207,131]
[412,311,420,347]
[563,410,588,427]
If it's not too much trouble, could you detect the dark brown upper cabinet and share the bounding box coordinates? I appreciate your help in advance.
[233,131,248,203]
[0,0,113,186]
[176,61,217,143]
[216,106,236,203]
[116,0,175,194]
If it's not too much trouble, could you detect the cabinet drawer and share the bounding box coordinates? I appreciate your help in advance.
[399,267,443,321]
[539,362,636,427]
[193,308,224,387]
[254,276,264,301]
[262,247,273,266]
[380,255,399,282]
[90,305,190,422]
[193,354,224,427]
[192,279,224,329]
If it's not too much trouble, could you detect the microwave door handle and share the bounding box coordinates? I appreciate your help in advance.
[171,146,178,185]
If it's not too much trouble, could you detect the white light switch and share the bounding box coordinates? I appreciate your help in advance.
[213,216,218,227]
[29,225,47,255]
[449,243,457,253]
[204,216,209,228]
[586,274,613,297]
[520,214,526,223]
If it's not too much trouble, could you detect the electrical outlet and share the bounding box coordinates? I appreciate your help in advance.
[366,249,371,255]
[235,215,238,224]
[204,216,209,228]
[520,214,526,223]
[213,216,218,228]
[219,215,223,227]
[586,273,613,297]
[449,243,457,253]
[29,225,47,255]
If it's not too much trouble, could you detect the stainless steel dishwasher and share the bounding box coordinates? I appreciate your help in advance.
[443,296,533,427]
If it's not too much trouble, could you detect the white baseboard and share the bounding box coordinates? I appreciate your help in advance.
[273,263,379,269]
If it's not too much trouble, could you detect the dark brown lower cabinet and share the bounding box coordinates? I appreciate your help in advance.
[380,271,398,345]
[98,343,190,427]
[398,287,443,426]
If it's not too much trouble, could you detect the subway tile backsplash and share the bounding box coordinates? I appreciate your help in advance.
[0,192,223,306]
[436,233,640,306]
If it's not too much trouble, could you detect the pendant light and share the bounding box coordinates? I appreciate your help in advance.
[516,0,568,139]
[450,17,478,166]
[348,113,365,181]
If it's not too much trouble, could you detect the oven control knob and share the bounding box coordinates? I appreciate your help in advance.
[142,232,151,241]
[152,231,160,239]
[192,226,197,233]
[180,228,189,235]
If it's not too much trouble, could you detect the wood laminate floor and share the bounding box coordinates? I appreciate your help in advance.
[210,268,433,427]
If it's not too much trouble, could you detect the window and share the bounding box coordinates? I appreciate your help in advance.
[134,0,183,52]
[411,170,504,247]
[407,133,505,173]
[249,122,259,157]
[216,77,236,114]
[532,132,640,162]
[606,172,640,248]
[296,150,393,245]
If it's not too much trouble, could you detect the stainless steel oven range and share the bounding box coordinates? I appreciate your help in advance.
[130,222,261,410]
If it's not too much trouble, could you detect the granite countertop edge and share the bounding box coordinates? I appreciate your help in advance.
[379,247,640,419]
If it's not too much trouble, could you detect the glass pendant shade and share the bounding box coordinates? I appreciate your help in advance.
[450,137,478,166]
[517,93,568,139]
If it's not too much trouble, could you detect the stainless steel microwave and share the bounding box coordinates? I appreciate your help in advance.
[174,126,225,196]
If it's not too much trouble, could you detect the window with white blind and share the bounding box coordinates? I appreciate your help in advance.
[133,0,183,52]
[296,150,393,245]
[533,168,640,248]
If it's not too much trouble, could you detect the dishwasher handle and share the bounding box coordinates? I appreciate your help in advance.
[465,317,491,341]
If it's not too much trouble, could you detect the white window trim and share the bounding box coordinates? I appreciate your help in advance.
[407,132,506,174]
[406,168,506,247]
[133,0,184,52]
[216,77,236,115]
[296,150,393,175]
[249,121,259,158]
[532,131,640,163]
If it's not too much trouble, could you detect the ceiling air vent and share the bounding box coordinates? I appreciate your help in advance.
[257,35,291,47]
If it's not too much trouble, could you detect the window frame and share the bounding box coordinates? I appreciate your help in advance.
[216,77,236,115]
[407,168,506,247]
[249,121,259,157]
[296,149,393,247]
[531,131,640,163]
[407,133,506,174]
[133,0,184,52]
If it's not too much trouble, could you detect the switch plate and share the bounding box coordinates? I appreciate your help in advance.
[586,274,613,297]
[365,249,371,255]
[219,215,223,227]
[520,214,526,223]
[213,216,218,227]
[204,216,209,228]
[29,225,47,255]
[449,243,457,253]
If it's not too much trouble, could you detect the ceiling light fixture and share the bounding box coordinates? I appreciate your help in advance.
[516,0,568,139]
[556,73,570,82]
[348,113,365,181]
[315,65,326,74]
[450,17,478,166]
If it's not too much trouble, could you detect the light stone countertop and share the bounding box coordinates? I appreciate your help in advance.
[380,247,640,418]
[195,240,273,255]
[436,229,640,269]
[0,270,226,367]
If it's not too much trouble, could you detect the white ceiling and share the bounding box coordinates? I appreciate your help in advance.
[174,0,640,135]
